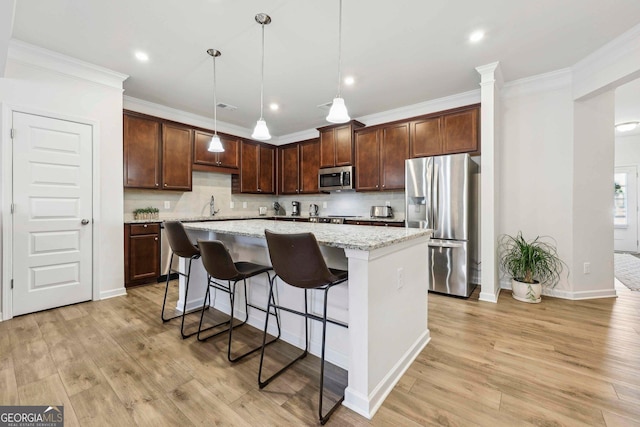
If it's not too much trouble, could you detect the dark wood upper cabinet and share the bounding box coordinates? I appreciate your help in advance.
[161,123,193,191]
[355,123,409,191]
[259,144,276,194]
[410,105,479,158]
[410,117,442,158]
[318,120,364,168]
[354,128,380,191]
[381,122,409,190]
[236,140,275,194]
[278,138,320,195]
[193,130,240,173]
[278,144,300,194]
[442,108,479,154]
[123,114,161,189]
[299,139,320,193]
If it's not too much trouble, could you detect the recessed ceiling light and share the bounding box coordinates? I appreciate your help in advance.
[469,30,485,43]
[344,76,355,86]
[269,103,279,111]
[616,121,640,132]
[135,51,149,62]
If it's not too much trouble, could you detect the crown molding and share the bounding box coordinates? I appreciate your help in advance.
[476,61,504,88]
[8,39,128,89]
[572,23,640,100]
[277,128,319,145]
[502,68,572,99]
[123,95,257,140]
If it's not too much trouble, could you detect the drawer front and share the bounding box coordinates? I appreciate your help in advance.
[130,223,160,235]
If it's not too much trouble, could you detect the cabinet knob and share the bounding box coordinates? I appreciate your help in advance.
[376,184,379,188]
[154,237,158,241]
[164,183,167,187]
[155,183,159,187]
[258,188,262,192]
[143,224,148,228]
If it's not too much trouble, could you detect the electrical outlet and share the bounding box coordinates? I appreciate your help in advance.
[397,267,404,289]
[242,202,247,209]
[583,262,591,274]
[230,201,235,209]
[323,202,327,209]
[164,201,170,209]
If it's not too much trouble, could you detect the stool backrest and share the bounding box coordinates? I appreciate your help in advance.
[264,230,334,289]
[198,240,239,280]
[163,221,200,258]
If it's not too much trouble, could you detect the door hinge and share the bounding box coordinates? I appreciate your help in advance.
[10,279,13,289]
[10,203,15,214]
[10,128,15,139]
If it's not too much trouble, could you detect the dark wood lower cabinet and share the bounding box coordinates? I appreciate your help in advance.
[124,223,160,287]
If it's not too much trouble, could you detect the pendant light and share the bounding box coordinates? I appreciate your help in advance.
[326,0,350,124]
[252,13,272,141]
[207,48,225,152]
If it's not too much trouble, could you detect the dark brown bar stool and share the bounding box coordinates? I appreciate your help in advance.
[161,221,205,339]
[196,239,280,362]
[261,230,348,425]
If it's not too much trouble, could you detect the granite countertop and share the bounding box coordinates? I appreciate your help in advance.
[183,219,430,251]
[125,214,405,225]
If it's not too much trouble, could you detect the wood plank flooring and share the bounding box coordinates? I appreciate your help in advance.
[1,280,639,426]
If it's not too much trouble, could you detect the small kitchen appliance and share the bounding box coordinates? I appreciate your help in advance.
[370,206,393,218]
[309,204,319,216]
[291,201,300,216]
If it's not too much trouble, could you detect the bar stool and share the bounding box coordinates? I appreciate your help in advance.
[196,239,281,362]
[161,221,204,339]
[260,230,348,425]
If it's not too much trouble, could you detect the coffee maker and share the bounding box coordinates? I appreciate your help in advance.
[291,201,300,216]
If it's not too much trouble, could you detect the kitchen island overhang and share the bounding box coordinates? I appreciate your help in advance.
[180,219,432,419]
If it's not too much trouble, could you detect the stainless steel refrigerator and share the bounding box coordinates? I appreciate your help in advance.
[405,154,479,297]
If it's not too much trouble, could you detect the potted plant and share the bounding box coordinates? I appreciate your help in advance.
[497,231,567,303]
[133,207,159,220]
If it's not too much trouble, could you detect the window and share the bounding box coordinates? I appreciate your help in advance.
[614,172,628,227]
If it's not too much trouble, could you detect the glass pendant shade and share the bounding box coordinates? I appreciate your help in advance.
[326,97,350,123]
[252,119,271,140]
[207,134,224,152]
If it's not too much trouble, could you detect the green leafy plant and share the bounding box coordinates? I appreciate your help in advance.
[497,231,567,287]
[133,207,159,219]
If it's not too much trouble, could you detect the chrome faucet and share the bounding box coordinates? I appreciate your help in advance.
[210,195,220,216]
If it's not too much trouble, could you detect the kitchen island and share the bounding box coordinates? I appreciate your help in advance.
[180,219,431,419]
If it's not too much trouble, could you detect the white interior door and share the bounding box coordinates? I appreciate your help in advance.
[12,112,93,316]
[614,166,638,252]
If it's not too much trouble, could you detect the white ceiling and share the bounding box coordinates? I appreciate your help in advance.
[10,0,640,136]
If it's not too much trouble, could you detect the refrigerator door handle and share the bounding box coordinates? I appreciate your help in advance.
[428,240,464,248]
[426,158,433,228]
[432,161,439,232]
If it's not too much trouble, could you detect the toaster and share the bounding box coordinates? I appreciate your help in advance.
[370,206,393,218]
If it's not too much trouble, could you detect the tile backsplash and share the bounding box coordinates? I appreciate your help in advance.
[124,171,406,221]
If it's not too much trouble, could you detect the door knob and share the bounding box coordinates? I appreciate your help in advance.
[81,219,90,225]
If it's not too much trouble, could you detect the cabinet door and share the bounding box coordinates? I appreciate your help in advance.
[279,144,300,194]
[410,117,442,158]
[124,114,161,189]
[240,141,259,193]
[355,129,380,190]
[299,139,320,194]
[129,233,159,283]
[335,125,353,166]
[442,108,478,154]
[258,144,275,194]
[381,123,409,190]
[217,136,240,169]
[319,128,336,168]
[193,130,218,166]
[162,123,192,190]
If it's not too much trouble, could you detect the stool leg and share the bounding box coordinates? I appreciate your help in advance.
[196,278,233,342]
[196,283,212,341]
[318,286,344,424]
[161,252,178,322]
[228,275,279,363]
[258,276,308,389]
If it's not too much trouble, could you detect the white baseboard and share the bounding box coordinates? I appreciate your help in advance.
[99,287,127,300]
[343,330,431,419]
[479,286,500,303]
[500,282,618,300]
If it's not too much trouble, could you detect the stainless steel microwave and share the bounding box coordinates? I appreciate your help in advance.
[318,166,354,191]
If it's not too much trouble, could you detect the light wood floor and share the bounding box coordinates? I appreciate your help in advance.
[1,280,639,426]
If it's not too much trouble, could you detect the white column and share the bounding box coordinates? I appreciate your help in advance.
[475,62,503,303]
